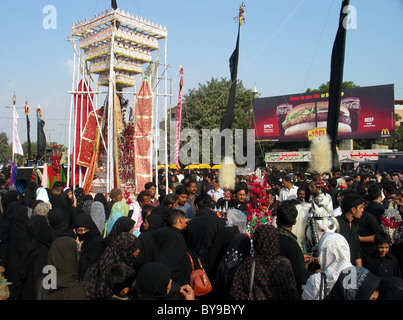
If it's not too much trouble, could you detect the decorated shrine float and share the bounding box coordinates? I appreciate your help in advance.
[66,1,169,200]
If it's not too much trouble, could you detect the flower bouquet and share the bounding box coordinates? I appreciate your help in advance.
[245,175,273,238]
[380,202,403,245]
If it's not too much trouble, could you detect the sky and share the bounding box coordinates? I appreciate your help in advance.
[0,0,402,149]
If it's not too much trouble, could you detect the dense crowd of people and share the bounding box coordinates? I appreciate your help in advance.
[0,164,402,301]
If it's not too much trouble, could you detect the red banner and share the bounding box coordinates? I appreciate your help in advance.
[134,79,153,193]
[72,79,94,186]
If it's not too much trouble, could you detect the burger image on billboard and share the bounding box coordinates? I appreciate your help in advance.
[316,101,352,133]
[281,102,352,136]
[281,103,316,136]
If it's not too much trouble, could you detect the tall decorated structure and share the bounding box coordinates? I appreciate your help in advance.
[67,2,168,196]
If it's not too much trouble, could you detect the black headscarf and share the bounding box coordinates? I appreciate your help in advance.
[74,214,106,279]
[208,225,240,277]
[185,207,227,265]
[74,187,85,204]
[27,215,52,248]
[42,237,86,300]
[326,266,382,300]
[104,216,135,247]
[153,227,192,286]
[215,231,251,297]
[151,204,172,227]
[136,214,164,266]
[135,262,172,300]
[21,188,35,209]
[48,208,76,241]
[94,193,107,207]
[50,193,67,209]
[61,190,73,209]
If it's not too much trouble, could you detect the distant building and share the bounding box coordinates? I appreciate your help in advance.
[395,99,403,126]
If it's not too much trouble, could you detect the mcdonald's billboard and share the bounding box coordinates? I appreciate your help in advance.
[253,84,395,142]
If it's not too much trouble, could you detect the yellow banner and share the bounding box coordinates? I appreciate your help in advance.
[307,127,327,141]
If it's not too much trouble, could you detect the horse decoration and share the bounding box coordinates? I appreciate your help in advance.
[305,192,339,257]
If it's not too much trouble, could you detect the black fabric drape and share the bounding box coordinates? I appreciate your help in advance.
[37,117,46,160]
[215,22,241,158]
[327,0,350,172]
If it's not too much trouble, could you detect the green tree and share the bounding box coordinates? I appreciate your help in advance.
[306,81,359,93]
[182,77,254,131]
[0,132,12,165]
[180,77,255,164]
[378,113,403,151]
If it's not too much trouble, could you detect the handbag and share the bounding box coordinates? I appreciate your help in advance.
[186,252,212,296]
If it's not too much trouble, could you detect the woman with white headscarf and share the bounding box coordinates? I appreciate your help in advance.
[302,232,352,300]
[36,187,50,203]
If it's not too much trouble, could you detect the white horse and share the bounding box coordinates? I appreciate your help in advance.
[292,192,339,255]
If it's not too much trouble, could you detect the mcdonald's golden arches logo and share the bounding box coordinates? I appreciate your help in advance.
[381,128,390,136]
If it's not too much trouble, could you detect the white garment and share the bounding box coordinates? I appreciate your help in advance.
[332,206,342,217]
[292,203,311,253]
[177,174,184,183]
[278,185,299,202]
[207,188,225,202]
[130,201,143,232]
[302,232,353,300]
[36,187,49,203]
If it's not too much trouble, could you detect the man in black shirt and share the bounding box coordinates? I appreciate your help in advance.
[336,192,365,266]
[365,184,385,222]
[185,193,226,267]
[294,172,310,202]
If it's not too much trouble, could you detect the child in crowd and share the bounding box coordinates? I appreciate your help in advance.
[363,231,401,279]
[106,264,137,300]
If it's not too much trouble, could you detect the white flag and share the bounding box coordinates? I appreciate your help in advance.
[12,104,24,156]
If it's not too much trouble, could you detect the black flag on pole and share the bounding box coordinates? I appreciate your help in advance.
[327,0,350,172]
[220,24,240,133]
[24,101,32,160]
[36,107,46,161]
[112,0,118,10]
[215,5,244,158]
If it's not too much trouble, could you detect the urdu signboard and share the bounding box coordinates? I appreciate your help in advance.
[265,149,391,163]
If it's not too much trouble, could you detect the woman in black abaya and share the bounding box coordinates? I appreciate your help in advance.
[75,214,106,279]
[136,214,164,266]
[4,204,30,300]
[20,215,52,300]
[152,227,192,287]
[48,207,76,241]
[0,190,20,265]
